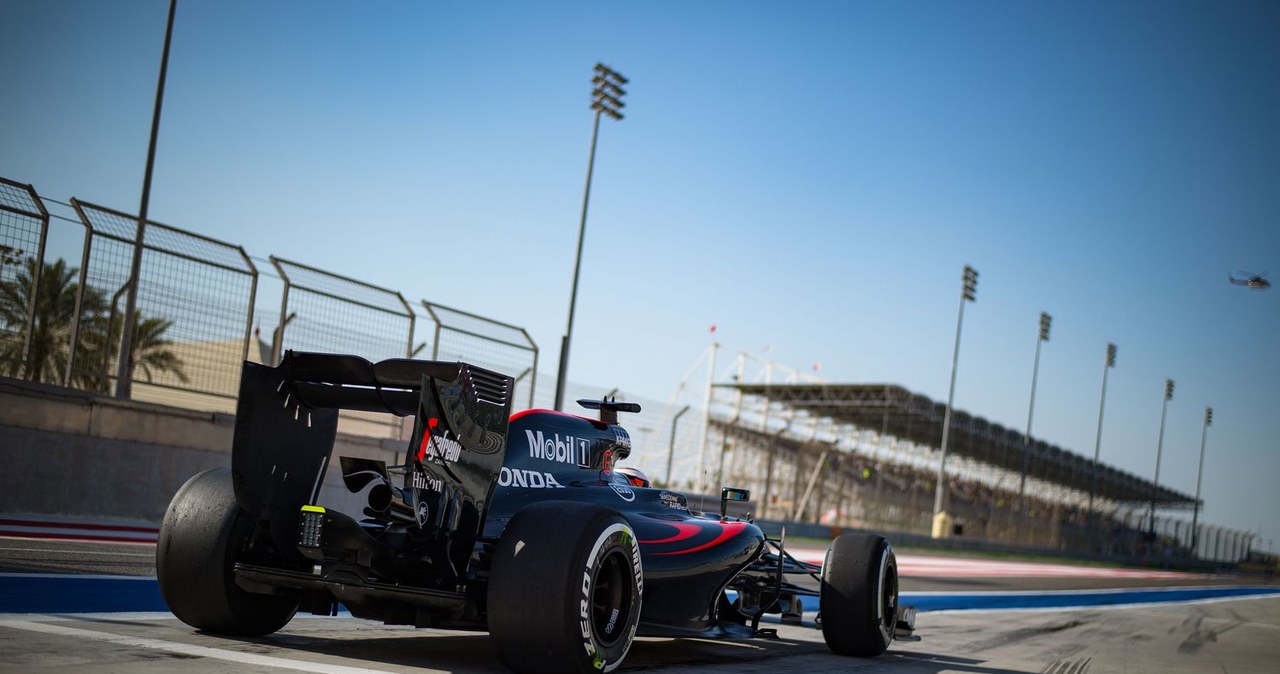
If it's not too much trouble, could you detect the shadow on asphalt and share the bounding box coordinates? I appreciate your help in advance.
[886,652,1032,673]
[195,625,1030,673]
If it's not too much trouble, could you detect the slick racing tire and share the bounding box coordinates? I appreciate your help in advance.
[156,467,298,636]
[489,501,642,674]
[819,532,898,656]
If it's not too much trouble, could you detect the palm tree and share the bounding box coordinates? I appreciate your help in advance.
[0,258,104,383]
[0,257,186,390]
[99,309,190,388]
[0,244,24,267]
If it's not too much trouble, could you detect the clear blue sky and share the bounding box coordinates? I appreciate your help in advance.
[3,0,1277,550]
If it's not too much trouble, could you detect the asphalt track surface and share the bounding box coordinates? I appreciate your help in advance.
[2,531,1278,673]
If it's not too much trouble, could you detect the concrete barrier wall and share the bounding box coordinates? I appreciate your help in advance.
[0,377,402,523]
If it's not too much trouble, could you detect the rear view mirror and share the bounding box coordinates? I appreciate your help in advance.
[720,487,750,519]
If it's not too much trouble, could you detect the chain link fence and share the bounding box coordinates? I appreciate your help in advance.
[67,199,257,408]
[420,300,538,409]
[269,256,416,364]
[0,178,50,380]
[269,256,417,437]
[2,179,539,439]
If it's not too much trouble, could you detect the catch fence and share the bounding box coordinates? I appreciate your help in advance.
[269,256,417,437]
[0,176,539,435]
[0,178,49,380]
[269,256,416,365]
[67,199,257,407]
[421,301,538,410]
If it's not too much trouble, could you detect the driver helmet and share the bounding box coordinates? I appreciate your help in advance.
[614,466,650,488]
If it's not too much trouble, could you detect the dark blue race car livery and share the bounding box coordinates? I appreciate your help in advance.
[156,352,915,673]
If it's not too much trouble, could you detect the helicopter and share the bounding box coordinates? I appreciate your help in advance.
[1228,271,1270,290]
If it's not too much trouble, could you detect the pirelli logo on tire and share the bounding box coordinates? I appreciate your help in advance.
[489,503,645,674]
[580,522,642,671]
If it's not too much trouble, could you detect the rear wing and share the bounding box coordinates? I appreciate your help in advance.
[232,351,513,561]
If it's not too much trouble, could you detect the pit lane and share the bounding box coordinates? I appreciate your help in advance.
[2,536,1278,673]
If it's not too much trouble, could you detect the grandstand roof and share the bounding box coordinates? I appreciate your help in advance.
[717,382,1195,506]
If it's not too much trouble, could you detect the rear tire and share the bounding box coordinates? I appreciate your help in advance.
[156,467,298,636]
[489,501,642,673]
[819,532,898,656]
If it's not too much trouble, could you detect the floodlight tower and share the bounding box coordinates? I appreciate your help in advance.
[554,63,627,411]
[932,264,978,535]
[1148,378,1174,537]
[1018,311,1052,511]
[1087,342,1117,525]
[1190,406,1213,556]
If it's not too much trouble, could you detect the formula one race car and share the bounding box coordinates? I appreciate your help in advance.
[156,353,915,673]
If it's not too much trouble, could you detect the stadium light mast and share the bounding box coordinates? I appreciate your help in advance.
[554,62,627,411]
[1087,342,1117,526]
[117,0,177,399]
[932,264,977,536]
[1148,378,1174,537]
[1190,406,1213,556]
[1018,311,1052,511]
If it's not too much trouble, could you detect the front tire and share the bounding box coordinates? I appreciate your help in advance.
[489,502,643,673]
[819,532,898,656]
[156,467,298,636]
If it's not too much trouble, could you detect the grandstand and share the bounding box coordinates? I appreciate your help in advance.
[678,351,1240,559]
[502,349,1247,562]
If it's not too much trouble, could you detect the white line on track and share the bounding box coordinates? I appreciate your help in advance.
[0,618,395,673]
[7,612,175,622]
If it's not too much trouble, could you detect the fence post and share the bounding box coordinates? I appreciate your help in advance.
[65,199,97,387]
[238,248,258,365]
[269,256,290,366]
[396,292,415,359]
[421,301,442,360]
[520,327,538,409]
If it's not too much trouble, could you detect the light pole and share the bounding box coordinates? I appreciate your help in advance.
[1149,378,1174,537]
[554,63,627,411]
[1018,311,1052,511]
[1087,342,1117,526]
[932,264,977,536]
[117,0,178,399]
[1190,406,1213,557]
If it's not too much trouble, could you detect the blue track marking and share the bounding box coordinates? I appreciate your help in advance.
[3,573,1278,615]
[0,574,166,613]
